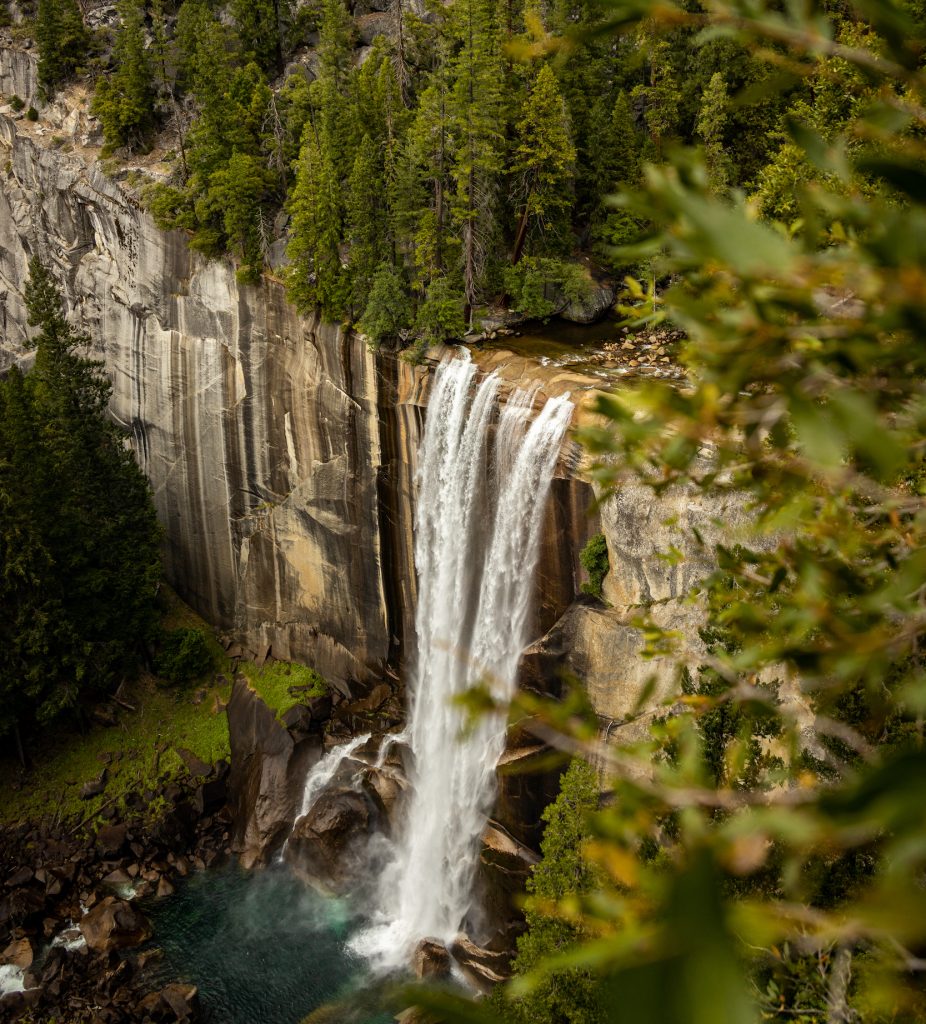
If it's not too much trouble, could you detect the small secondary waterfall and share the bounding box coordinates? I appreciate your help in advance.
[354,354,573,967]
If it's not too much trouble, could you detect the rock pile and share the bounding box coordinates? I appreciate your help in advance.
[0,762,230,1023]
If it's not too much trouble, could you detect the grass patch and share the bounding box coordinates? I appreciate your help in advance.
[0,587,232,831]
[0,674,231,830]
[240,660,326,720]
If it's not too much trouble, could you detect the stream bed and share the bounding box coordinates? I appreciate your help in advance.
[143,863,392,1024]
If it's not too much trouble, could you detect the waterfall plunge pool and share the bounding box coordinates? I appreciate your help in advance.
[143,862,393,1024]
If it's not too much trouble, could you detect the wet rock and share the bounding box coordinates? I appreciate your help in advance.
[451,935,511,992]
[1,937,33,969]
[177,748,211,779]
[413,938,451,980]
[156,877,175,898]
[102,868,132,887]
[79,897,152,953]
[161,982,199,1019]
[6,866,32,887]
[285,787,373,888]
[193,777,227,817]
[228,677,319,867]
[560,282,616,324]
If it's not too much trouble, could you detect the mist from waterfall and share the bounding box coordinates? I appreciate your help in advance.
[352,353,573,969]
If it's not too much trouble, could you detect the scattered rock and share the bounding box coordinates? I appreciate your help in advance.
[156,877,175,899]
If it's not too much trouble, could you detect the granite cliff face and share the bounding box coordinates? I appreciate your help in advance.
[0,45,595,700]
[0,42,739,735]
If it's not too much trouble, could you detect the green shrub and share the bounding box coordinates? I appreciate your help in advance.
[9,95,25,112]
[580,532,610,599]
[415,276,467,345]
[26,106,39,121]
[504,256,592,320]
[156,627,214,684]
[358,263,413,350]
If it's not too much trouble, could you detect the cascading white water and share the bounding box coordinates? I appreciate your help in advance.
[279,734,372,859]
[353,353,573,968]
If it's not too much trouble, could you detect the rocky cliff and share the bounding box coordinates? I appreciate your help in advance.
[0,44,598,700]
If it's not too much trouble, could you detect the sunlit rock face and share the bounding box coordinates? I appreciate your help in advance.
[0,66,398,688]
[0,43,730,730]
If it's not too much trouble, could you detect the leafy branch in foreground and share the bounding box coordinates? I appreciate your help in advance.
[415,1,926,1022]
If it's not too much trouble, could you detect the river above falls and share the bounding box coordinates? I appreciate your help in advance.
[143,863,392,1024]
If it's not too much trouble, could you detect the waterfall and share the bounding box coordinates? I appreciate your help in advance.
[353,353,573,968]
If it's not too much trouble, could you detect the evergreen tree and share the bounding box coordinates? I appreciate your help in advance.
[231,0,292,75]
[287,126,349,318]
[0,260,161,754]
[210,151,274,284]
[346,133,389,312]
[512,63,575,262]
[358,263,413,348]
[447,0,506,317]
[312,0,357,177]
[696,72,732,193]
[498,759,603,1024]
[393,69,455,288]
[92,0,158,154]
[36,0,90,92]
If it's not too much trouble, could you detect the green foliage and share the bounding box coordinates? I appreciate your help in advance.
[496,760,603,1024]
[9,94,24,112]
[156,627,214,684]
[358,263,413,349]
[405,3,926,1024]
[0,260,161,741]
[35,0,90,92]
[512,63,576,258]
[504,256,590,320]
[25,106,38,121]
[578,532,608,599]
[92,0,157,154]
[415,275,467,344]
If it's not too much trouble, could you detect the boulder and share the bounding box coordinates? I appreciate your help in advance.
[1,937,33,969]
[413,938,451,980]
[227,677,321,867]
[559,282,615,324]
[78,897,152,953]
[285,787,373,889]
[96,823,127,857]
[79,770,108,800]
[450,935,511,992]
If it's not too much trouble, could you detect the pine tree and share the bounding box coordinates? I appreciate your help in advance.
[346,133,389,312]
[287,126,349,318]
[312,0,357,177]
[498,759,604,1024]
[0,260,161,751]
[151,0,189,177]
[512,63,575,263]
[210,152,274,284]
[393,68,456,288]
[36,0,90,92]
[92,0,157,153]
[448,0,506,318]
[696,72,732,193]
[231,0,292,75]
[358,263,413,348]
